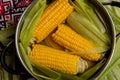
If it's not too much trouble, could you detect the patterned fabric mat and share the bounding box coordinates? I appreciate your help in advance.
[0,0,32,29]
[0,0,35,80]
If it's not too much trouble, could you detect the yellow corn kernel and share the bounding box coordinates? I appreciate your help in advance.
[29,44,88,74]
[33,0,74,43]
[45,35,64,50]
[52,24,102,61]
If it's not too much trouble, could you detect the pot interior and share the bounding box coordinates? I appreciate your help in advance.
[15,0,116,79]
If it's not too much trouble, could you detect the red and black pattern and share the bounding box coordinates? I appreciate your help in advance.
[0,0,35,80]
[0,0,33,29]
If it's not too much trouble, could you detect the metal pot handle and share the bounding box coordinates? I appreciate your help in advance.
[116,33,120,38]
[102,1,120,7]
[0,40,25,75]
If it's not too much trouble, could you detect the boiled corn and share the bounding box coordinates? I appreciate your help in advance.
[29,44,88,75]
[45,35,64,50]
[33,0,74,43]
[52,24,102,61]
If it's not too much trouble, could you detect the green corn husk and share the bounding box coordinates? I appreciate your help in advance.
[69,0,93,22]
[0,25,16,46]
[67,11,110,51]
[112,6,120,18]
[20,0,46,53]
[99,60,120,80]
[111,66,120,79]
[19,42,62,80]
[99,58,120,80]
[104,76,109,80]
[69,0,107,33]
[74,0,106,33]
[20,0,45,34]
[60,73,86,80]
[67,0,111,50]
[79,59,105,79]
[105,6,120,34]
[106,71,116,80]
[18,0,63,79]
[98,36,120,79]
[99,0,120,34]
[19,43,33,72]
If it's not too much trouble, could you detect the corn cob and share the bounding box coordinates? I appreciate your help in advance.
[52,24,102,61]
[29,44,89,75]
[33,0,74,43]
[45,35,64,50]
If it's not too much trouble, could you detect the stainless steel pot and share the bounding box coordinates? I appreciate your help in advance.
[0,0,117,80]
